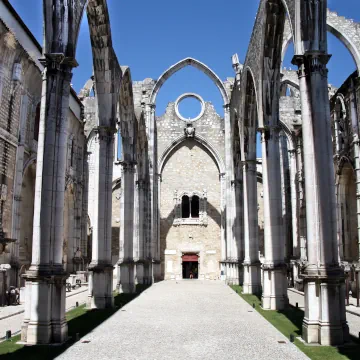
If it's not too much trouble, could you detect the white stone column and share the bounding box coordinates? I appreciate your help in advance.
[260,128,288,310]
[296,137,307,262]
[87,127,115,309]
[21,55,75,344]
[117,162,136,293]
[10,93,29,284]
[293,53,348,345]
[136,179,146,285]
[242,160,261,294]
[224,104,236,264]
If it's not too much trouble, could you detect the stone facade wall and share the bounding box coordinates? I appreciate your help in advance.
[157,101,224,280]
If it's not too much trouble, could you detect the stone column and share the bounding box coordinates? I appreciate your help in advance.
[220,172,226,277]
[136,179,146,284]
[117,162,136,293]
[10,93,29,285]
[260,127,288,310]
[133,172,140,288]
[146,103,159,282]
[296,136,307,262]
[288,148,299,259]
[242,160,261,294]
[21,54,76,344]
[288,147,300,287]
[349,79,360,299]
[87,127,115,309]
[293,53,348,345]
[224,104,236,267]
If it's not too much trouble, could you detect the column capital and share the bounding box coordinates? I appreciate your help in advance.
[40,53,79,70]
[288,149,296,157]
[223,103,231,113]
[292,52,331,79]
[120,161,137,173]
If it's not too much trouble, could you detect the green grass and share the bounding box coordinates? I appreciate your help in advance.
[0,286,148,360]
[231,285,360,360]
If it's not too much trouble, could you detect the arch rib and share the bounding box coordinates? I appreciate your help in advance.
[159,134,225,175]
[150,57,229,105]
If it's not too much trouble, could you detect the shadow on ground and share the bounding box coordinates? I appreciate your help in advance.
[0,285,148,360]
[231,285,360,360]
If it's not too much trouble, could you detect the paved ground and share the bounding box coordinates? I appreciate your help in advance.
[0,286,88,339]
[57,281,308,360]
[288,288,360,339]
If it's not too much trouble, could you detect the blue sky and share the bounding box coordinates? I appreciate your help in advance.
[9,0,360,155]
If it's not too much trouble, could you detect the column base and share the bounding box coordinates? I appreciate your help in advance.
[135,261,145,285]
[261,264,288,310]
[118,261,136,294]
[152,260,161,282]
[301,268,349,345]
[21,269,68,345]
[242,262,261,295]
[87,264,114,309]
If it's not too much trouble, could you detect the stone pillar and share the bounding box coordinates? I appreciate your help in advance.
[293,53,348,345]
[117,162,136,293]
[224,104,236,264]
[288,148,299,260]
[296,136,307,262]
[146,103,159,282]
[349,79,360,300]
[136,179,146,285]
[87,127,115,309]
[260,128,288,310]
[21,54,76,344]
[220,173,226,263]
[10,93,29,285]
[242,160,261,294]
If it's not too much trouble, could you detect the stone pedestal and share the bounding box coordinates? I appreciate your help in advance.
[262,264,288,310]
[243,262,261,294]
[135,261,144,285]
[118,261,135,293]
[153,261,161,282]
[301,267,349,345]
[21,268,67,345]
[87,264,114,309]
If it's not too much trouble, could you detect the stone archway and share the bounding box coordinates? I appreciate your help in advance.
[150,57,229,106]
[282,10,360,74]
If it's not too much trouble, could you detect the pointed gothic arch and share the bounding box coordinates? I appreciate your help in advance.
[158,134,226,175]
[281,10,360,74]
[150,57,229,106]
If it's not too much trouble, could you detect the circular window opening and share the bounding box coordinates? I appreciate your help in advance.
[175,93,205,122]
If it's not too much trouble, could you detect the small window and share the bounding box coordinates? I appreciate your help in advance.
[182,195,190,218]
[191,196,199,218]
[33,103,40,141]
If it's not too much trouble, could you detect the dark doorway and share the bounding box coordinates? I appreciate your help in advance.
[182,254,199,279]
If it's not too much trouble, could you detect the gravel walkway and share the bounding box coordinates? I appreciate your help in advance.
[57,281,308,360]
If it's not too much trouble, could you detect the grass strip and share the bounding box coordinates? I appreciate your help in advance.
[231,285,360,360]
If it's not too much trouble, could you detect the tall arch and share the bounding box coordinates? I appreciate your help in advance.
[150,57,229,105]
[281,10,360,74]
[158,134,226,175]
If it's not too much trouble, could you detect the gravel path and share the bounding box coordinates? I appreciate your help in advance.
[57,281,308,360]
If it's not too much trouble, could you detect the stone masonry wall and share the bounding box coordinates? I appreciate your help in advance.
[157,101,225,280]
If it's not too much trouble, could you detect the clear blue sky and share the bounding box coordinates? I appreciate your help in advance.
[9,0,360,155]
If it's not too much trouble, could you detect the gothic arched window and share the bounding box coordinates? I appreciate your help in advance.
[191,195,199,218]
[182,195,190,218]
[175,191,207,226]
